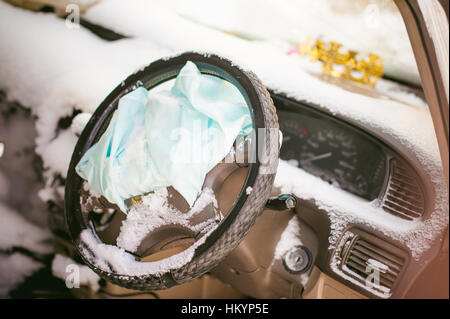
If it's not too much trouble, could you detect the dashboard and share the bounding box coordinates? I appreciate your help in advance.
[273,94,388,202]
[272,93,428,223]
[270,92,434,298]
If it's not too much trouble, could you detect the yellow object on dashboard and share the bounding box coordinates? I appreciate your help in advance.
[299,38,384,87]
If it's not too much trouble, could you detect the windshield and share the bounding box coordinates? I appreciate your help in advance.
[161,0,420,87]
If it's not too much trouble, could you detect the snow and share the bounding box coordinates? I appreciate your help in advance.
[70,113,92,136]
[273,216,304,260]
[374,79,427,109]
[117,187,218,253]
[37,130,78,179]
[86,0,420,85]
[0,1,170,184]
[188,187,219,215]
[274,159,448,260]
[0,0,436,199]
[82,179,102,199]
[0,253,44,298]
[0,101,53,296]
[245,186,253,195]
[0,0,447,290]
[79,224,215,276]
[82,1,441,184]
[0,203,52,255]
[84,0,421,94]
[79,187,219,276]
[51,254,100,292]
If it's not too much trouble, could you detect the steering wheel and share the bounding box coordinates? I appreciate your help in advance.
[65,52,279,291]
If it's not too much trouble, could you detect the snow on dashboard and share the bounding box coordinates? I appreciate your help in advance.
[83,1,424,104]
[275,160,448,260]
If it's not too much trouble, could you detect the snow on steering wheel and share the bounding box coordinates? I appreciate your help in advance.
[65,52,279,290]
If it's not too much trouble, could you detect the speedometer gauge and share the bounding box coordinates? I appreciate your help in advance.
[276,105,387,201]
[300,129,369,196]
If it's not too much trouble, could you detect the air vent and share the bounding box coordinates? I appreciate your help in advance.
[339,229,408,297]
[381,159,425,220]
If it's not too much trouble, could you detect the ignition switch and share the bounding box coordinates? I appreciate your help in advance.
[283,246,312,274]
[266,194,297,211]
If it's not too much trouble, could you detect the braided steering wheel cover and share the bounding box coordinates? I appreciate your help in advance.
[65,52,279,290]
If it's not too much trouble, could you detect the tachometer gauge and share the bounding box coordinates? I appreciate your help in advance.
[299,128,369,196]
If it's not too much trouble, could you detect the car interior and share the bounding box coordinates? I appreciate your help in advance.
[0,0,448,299]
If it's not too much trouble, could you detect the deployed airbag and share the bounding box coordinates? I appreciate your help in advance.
[76,61,252,212]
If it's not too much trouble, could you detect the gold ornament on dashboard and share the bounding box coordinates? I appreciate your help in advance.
[299,37,384,87]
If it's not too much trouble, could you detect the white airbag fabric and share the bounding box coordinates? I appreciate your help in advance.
[76,61,252,212]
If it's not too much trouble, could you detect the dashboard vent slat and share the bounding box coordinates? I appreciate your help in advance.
[383,199,422,218]
[382,206,415,221]
[338,229,408,297]
[381,159,425,220]
[386,189,423,206]
[352,243,403,274]
[347,254,399,283]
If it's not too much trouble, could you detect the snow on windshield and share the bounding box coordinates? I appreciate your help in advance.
[159,0,420,85]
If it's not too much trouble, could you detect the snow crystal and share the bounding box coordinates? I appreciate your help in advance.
[245,186,253,195]
[52,254,100,292]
